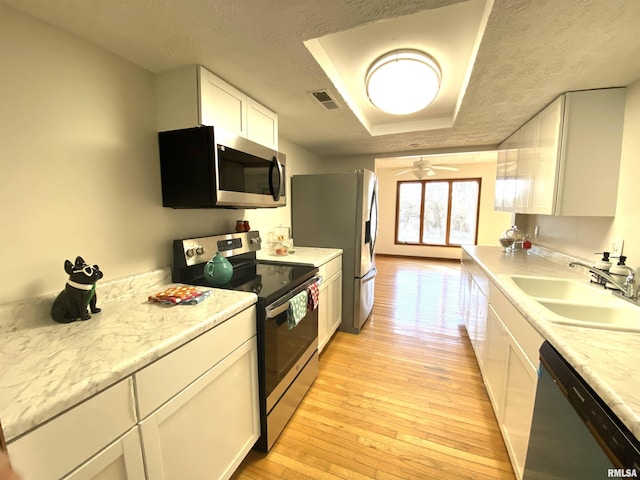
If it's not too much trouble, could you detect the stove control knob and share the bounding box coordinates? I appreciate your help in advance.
[250,237,261,245]
[196,246,205,255]
[185,248,196,258]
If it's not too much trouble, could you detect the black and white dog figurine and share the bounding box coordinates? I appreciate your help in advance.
[51,256,103,323]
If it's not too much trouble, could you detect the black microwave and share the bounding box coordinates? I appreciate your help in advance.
[158,126,285,208]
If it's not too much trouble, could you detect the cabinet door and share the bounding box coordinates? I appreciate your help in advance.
[515,121,537,213]
[459,262,471,319]
[327,271,343,334]
[318,271,343,354]
[501,337,538,479]
[7,379,136,480]
[473,284,488,369]
[246,98,278,149]
[466,278,479,350]
[199,67,247,136]
[502,131,519,212]
[494,130,519,212]
[482,305,508,419]
[62,428,145,480]
[140,336,259,480]
[530,97,563,214]
[318,279,330,353]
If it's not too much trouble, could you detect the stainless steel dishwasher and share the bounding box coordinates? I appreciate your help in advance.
[523,341,640,479]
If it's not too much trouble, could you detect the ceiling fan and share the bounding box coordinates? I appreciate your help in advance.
[394,158,459,179]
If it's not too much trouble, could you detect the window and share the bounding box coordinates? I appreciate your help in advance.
[395,178,481,246]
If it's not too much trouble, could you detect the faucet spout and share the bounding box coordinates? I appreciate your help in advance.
[569,260,637,299]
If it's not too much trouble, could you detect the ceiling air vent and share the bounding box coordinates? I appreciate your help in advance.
[310,90,342,110]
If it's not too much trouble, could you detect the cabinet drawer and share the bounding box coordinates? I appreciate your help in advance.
[489,283,544,368]
[7,379,136,480]
[135,306,256,419]
[318,256,342,283]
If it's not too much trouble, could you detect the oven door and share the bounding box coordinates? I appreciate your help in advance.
[263,278,319,413]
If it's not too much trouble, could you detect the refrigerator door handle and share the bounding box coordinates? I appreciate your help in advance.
[362,266,377,282]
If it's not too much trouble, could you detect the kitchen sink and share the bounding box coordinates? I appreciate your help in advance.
[507,275,610,302]
[537,300,640,332]
[506,274,640,332]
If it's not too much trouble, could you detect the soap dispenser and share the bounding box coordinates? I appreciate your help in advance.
[590,252,611,285]
[595,252,612,271]
[607,255,628,291]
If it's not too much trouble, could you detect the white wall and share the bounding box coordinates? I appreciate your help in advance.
[0,5,323,304]
[376,161,512,259]
[516,78,640,267]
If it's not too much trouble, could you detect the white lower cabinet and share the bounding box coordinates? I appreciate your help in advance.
[8,308,260,480]
[461,255,544,480]
[482,305,509,419]
[139,336,259,480]
[62,428,145,480]
[7,379,141,480]
[317,256,343,353]
[471,279,488,366]
[501,335,538,479]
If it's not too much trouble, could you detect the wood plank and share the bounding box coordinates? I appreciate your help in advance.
[231,256,515,480]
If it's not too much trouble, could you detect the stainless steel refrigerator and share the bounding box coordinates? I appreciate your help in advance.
[291,169,378,333]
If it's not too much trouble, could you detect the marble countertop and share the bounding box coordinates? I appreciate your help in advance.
[463,245,640,440]
[257,246,342,267]
[0,268,257,442]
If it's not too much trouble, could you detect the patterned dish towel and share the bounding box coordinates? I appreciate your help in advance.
[288,290,308,329]
[149,286,211,306]
[307,281,320,311]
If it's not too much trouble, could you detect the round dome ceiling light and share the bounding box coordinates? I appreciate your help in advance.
[365,50,441,115]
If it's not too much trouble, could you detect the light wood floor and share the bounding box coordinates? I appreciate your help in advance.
[232,255,515,480]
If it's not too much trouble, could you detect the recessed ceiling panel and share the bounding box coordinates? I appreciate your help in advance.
[304,0,494,136]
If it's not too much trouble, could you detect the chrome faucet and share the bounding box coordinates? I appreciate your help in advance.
[569,260,638,301]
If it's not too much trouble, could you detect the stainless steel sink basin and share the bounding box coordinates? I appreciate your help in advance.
[506,274,640,332]
[508,274,610,302]
[537,300,640,332]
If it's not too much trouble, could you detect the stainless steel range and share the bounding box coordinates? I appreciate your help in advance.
[172,231,319,451]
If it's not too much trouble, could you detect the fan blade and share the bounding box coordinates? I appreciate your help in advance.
[430,165,458,171]
[395,169,414,176]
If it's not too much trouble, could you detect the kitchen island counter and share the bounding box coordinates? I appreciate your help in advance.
[463,245,640,440]
[0,268,257,442]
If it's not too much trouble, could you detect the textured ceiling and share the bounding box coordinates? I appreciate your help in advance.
[5,0,640,159]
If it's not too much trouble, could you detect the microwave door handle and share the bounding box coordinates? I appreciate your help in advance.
[268,156,283,201]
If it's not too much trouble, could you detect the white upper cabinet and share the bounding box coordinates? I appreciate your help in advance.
[495,130,519,212]
[515,119,538,213]
[199,68,247,137]
[495,88,626,216]
[156,65,278,149]
[246,98,279,150]
[529,98,563,214]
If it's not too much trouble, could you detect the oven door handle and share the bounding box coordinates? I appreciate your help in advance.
[265,276,321,319]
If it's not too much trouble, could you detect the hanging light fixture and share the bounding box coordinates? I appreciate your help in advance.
[365,49,441,115]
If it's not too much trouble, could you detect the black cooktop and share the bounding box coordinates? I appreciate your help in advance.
[185,260,317,306]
